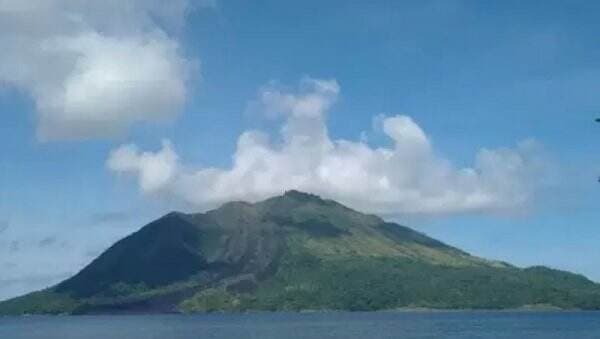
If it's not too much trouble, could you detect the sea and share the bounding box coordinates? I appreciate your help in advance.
[1,311,599,338]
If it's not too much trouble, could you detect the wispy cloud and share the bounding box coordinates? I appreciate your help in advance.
[37,236,57,248]
[0,220,8,234]
[9,240,20,253]
[89,211,134,225]
[107,77,548,216]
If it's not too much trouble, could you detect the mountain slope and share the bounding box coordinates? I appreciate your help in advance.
[2,190,600,314]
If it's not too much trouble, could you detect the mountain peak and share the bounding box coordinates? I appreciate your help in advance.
[283,190,324,202]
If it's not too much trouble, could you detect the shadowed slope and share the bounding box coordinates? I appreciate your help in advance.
[57,213,208,297]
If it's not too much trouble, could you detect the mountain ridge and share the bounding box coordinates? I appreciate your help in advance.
[2,190,600,315]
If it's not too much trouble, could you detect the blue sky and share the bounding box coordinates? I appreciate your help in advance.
[1,0,600,301]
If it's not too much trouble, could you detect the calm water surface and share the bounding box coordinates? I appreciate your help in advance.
[1,311,599,339]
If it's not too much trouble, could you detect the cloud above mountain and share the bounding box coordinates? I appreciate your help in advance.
[107,77,547,216]
[0,0,212,140]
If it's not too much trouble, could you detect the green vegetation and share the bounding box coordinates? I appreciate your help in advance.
[179,239,600,312]
[179,288,241,312]
[2,190,600,315]
[0,290,79,315]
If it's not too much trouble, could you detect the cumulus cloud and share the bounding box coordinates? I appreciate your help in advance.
[107,140,178,193]
[0,0,211,140]
[107,78,546,216]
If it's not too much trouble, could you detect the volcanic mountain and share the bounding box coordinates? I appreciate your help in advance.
[2,190,600,314]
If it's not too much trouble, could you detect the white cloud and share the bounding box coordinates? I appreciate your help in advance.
[107,78,547,216]
[107,140,178,193]
[0,0,211,140]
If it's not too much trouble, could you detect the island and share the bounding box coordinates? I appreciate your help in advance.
[2,190,600,315]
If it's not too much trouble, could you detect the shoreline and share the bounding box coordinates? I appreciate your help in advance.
[3,307,597,317]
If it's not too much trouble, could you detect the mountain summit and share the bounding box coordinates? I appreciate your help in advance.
[2,191,600,314]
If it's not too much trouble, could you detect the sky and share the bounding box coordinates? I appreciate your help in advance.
[1,0,600,301]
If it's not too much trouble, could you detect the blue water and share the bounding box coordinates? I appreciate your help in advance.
[1,311,599,338]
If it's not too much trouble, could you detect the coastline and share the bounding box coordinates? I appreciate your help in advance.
[1,305,590,317]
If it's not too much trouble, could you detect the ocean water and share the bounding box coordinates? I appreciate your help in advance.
[1,311,599,339]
